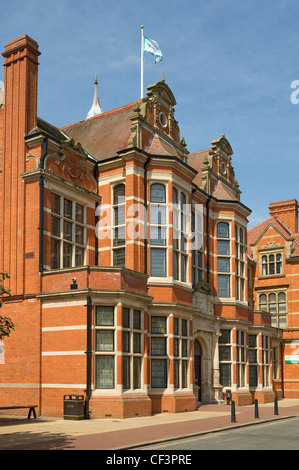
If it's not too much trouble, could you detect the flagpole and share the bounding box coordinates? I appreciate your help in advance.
[141,25,144,99]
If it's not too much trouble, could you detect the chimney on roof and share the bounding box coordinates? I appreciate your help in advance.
[269,199,299,234]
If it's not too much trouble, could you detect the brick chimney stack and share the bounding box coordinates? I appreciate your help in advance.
[0,35,40,294]
[269,199,299,234]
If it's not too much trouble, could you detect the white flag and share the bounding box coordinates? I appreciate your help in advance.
[144,37,163,63]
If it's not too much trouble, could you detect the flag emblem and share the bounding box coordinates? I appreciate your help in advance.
[144,37,163,63]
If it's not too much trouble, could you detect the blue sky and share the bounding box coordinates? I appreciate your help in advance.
[1,0,299,228]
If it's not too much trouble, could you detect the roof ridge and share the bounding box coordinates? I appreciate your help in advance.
[61,99,142,130]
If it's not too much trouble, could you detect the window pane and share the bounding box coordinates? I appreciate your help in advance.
[218,257,230,272]
[217,222,229,238]
[123,356,130,389]
[219,345,231,361]
[75,247,84,266]
[113,226,126,246]
[133,310,141,329]
[220,363,231,387]
[249,365,258,387]
[63,221,73,241]
[150,226,166,246]
[63,243,72,267]
[278,316,286,328]
[174,360,180,388]
[133,357,141,389]
[64,199,73,219]
[50,239,60,269]
[151,316,167,334]
[151,337,167,356]
[182,360,188,388]
[123,331,130,353]
[96,306,114,326]
[51,193,60,214]
[133,333,141,353]
[96,356,114,389]
[113,184,125,204]
[181,319,188,337]
[96,330,114,351]
[173,317,179,336]
[51,216,60,237]
[182,339,188,357]
[75,225,84,245]
[217,240,230,255]
[248,335,257,348]
[174,338,179,357]
[150,205,166,225]
[75,204,84,223]
[218,274,230,297]
[114,205,126,226]
[181,254,187,282]
[113,247,125,267]
[219,329,231,344]
[151,248,166,277]
[150,184,166,203]
[151,359,167,388]
[173,252,179,280]
[123,308,130,328]
[249,350,257,363]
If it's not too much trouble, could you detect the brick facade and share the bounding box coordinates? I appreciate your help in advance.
[0,35,289,418]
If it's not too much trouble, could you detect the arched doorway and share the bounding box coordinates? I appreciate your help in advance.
[194,340,202,402]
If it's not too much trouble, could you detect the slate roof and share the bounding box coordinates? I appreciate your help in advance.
[61,101,140,161]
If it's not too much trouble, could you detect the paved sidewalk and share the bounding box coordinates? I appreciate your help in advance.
[0,398,299,450]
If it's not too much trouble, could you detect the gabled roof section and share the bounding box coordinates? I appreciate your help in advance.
[212,180,239,201]
[145,133,179,157]
[247,216,294,257]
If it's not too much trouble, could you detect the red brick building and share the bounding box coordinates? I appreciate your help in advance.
[0,35,285,418]
[248,199,299,400]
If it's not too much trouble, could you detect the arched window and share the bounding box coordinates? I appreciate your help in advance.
[217,222,230,298]
[150,183,166,203]
[172,187,189,282]
[112,184,125,267]
[150,183,167,277]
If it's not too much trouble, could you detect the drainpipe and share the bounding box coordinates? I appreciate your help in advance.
[144,155,151,275]
[206,195,212,284]
[94,163,99,265]
[38,137,48,272]
[85,296,93,419]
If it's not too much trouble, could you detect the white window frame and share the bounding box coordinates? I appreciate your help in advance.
[50,193,86,269]
[149,183,168,278]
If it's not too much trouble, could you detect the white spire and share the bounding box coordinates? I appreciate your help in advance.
[86,74,103,119]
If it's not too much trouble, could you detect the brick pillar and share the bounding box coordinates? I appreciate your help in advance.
[0,35,40,294]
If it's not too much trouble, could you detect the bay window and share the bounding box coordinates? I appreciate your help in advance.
[95,306,115,389]
[50,193,85,269]
[122,308,143,390]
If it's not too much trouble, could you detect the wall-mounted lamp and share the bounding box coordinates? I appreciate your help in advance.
[70,277,78,290]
